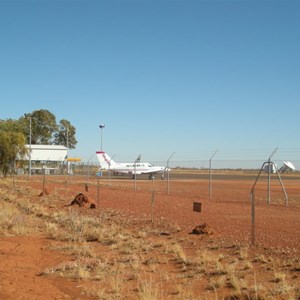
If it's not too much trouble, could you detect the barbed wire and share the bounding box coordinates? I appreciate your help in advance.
[101,147,300,163]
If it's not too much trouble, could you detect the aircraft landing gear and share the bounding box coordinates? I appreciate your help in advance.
[149,174,155,180]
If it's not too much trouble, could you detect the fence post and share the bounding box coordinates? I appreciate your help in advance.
[42,166,46,192]
[167,152,175,195]
[209,150,218,199]
[267,147,278,205]
[97,176,100,208]
[150,178,155,222]
[250,190,255,246]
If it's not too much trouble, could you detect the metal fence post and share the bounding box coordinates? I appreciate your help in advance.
[167,152,175,195]
[209,150,218,199]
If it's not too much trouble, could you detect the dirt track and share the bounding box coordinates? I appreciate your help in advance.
[0,235,86,300]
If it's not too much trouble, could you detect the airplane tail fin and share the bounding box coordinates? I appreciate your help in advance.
[96,151,116,169]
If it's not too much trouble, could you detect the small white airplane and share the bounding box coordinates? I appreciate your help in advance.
[96,151,170,179]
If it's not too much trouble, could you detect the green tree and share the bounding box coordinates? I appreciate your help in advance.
[0,118,23,133]
[18,109,77,148]
[0,131,27,176]
[53,119,77,149]
[19,109,58,144]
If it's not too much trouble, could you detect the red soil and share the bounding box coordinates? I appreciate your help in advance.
[1,173,299,299]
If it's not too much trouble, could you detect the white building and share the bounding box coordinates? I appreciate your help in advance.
[26,144,68,161]
[24,144,68,174]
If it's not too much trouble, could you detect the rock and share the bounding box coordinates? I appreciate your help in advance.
[38,188,49,197]
[191,223,214,235]
[68,193,96,209]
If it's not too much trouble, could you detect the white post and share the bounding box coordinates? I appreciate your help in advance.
[209,150,218,199]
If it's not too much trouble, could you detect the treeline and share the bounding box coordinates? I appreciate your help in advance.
[0,109,77,176]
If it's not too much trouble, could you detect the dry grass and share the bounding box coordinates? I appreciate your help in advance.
[138,276,159,300]
[0,193,39,236]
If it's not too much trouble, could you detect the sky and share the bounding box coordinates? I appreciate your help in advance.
[0,0,300,167]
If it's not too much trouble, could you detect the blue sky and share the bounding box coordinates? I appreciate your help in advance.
[1,0,300,166]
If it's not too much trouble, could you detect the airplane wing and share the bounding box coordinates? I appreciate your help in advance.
[112,169,143,175]
[140,170,156,174]
[140,167,168,174]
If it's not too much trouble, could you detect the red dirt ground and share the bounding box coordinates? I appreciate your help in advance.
[0,235,89,300]
[1,172,299,299]
[43,174,300,251]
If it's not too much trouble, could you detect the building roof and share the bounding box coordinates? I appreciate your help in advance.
[25,144,68,162]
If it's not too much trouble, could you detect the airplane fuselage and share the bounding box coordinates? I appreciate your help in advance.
[96,151,170,179]
[109,162,167,175]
